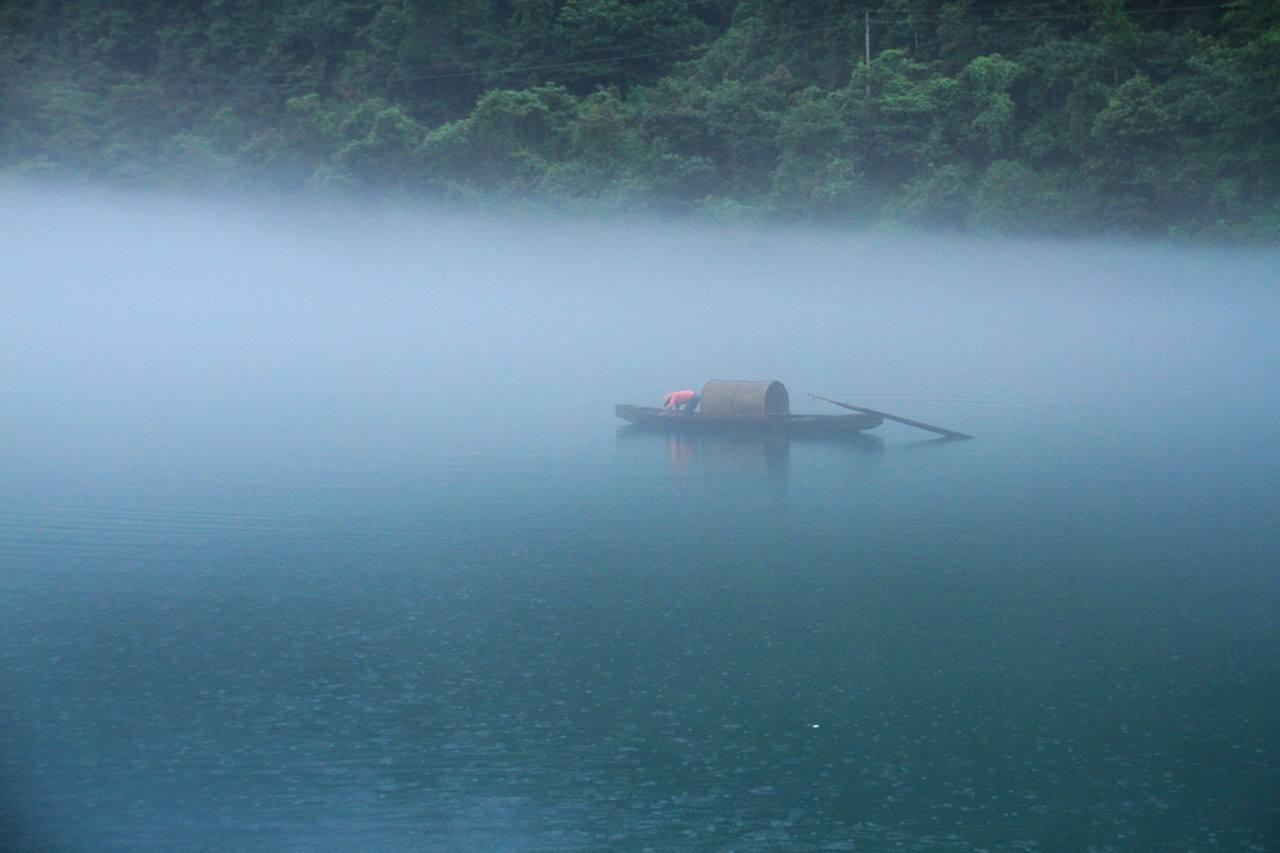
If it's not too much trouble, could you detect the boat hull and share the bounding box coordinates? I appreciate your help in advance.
[615,404,882,434]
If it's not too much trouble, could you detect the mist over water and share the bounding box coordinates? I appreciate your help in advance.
[2,189,1278,850]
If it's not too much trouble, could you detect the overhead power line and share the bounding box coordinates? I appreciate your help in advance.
[150,3,1228,90]
[871,3,1225,24]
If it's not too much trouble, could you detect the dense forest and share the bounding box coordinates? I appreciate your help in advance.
[2,1,1278,237]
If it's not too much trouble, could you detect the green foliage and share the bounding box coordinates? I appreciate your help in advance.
[851,50,954,188]
[2,0,1277,238]
[895,163,972,227]
[953,55,1020,161]
[337,102,424,187]
[772,87,869,217]
[552,0,711,90]
[1081,74,1178,230]
[969,159,1063,232]
[421,85,577,191]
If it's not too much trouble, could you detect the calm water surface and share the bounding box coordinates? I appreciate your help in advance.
[1,193,1278,850]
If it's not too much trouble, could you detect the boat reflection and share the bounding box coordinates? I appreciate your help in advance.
[616,425,883,489]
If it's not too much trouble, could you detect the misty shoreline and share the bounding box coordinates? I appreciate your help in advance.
[7,182,1280,253]
[3,3,1278,243]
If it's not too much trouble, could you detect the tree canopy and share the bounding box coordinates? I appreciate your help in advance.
[2,0,1277,238]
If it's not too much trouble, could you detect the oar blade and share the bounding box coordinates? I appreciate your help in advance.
[811,394,973,440]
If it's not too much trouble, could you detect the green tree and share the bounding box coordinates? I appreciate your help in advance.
[969,159,1063,232]
[421,85,577,191]
[552,0,712,90]
[951,54,1020,163]
[772,87,868,215]
[1,0,1277,237]
[849,49,953,191]
[336,101,425,188]
[1084,73,1177,229]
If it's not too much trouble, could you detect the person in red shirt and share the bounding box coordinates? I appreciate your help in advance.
[663,389,700,415]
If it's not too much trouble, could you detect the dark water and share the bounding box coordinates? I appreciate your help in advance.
[2,193,1278,850]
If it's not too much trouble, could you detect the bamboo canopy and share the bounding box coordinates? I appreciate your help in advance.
[698,380,790,417]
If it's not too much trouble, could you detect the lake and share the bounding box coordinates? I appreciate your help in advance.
[1,191,1277,850]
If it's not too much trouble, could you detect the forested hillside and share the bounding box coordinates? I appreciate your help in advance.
[2,1,1277,237]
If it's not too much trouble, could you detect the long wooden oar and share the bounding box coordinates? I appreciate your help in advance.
[810,394,973,440]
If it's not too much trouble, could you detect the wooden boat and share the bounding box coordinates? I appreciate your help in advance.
[615,404,882,434]
[616,380,883,434]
